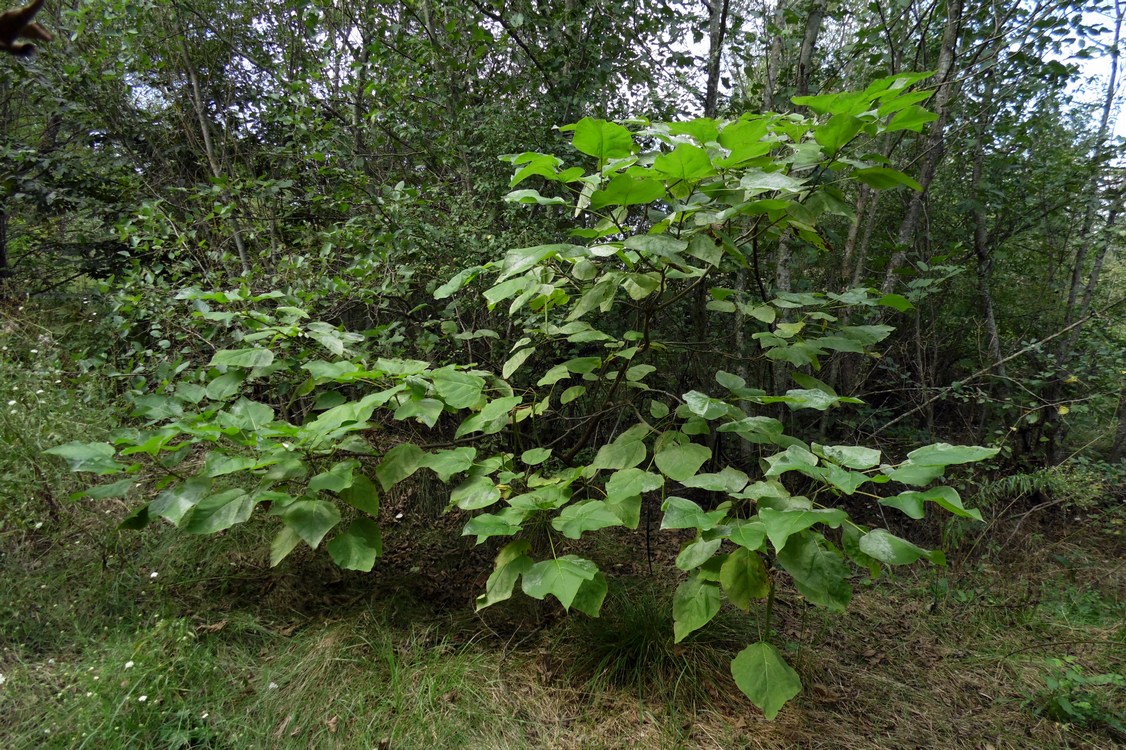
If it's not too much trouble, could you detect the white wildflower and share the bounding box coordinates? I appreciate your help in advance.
[149,571,158,579]
[137,695,147,702]
[124,661,134,669]
[268,682,278,690]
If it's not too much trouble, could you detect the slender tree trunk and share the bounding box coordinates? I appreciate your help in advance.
[1064,0,1122,331]
[796,0,825,97]
[880,0,963,293]
[968,67,1007,390]
[762,0,787,111]
[704,0,730,117]
[185,62,251,276]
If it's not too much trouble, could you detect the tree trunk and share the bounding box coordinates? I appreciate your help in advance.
[880,0,963,293]
[796,0,826,97]
[185,60,251,277]
[762,1,787,111]
[968,66,1007,390]
[704,0,730,117]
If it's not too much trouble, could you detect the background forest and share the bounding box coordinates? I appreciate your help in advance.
[1,0,1124,748]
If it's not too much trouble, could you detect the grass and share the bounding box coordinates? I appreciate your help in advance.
[2,301,1125,749]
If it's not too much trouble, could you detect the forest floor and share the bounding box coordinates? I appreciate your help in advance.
[2,476,1123,750]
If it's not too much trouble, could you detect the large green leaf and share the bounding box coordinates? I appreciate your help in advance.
[730,642,802,720]
[760,508,848,552]
[814,113,863,153]
[205,371,245,400]
[570,572,609,617]
[420,447,477,482]
[858,529,944,566]
[854,166,922,191]
[308,459,359,493]
[521,555,599,610]
[589,174,666,209]
[905,443,1000,466]
[883,460,946,486]
[340,475,379,516]
[150,476,212,525]
[605,468,664,497]
[720,548,771,610]
[269,526,302,567]
[181,489,254,534]
[209,348,274,369]
[729,520,767,551]
[451,475,501,510]
[654,442,711,482]
[654,142,715,180]
[431,369,486,409]
[278,498,341,549]
[814,444,881,470]
[476,540,534,610]
[590,424,649,471]
[675,537,723,570]
[326,519,382,571]
[775,532,852,611]
[375,443,424,490]
[660,496,726,531]
[569,118,635,160]
[672,574,722,642]
[680,466,749,494]
[552,500,623,539]
[44,441,124,475]
[462,508,526,543]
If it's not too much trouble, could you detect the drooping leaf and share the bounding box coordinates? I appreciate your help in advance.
[681,466,749,493]
[341,475,380,516]
[676,537,723,570]
[44,441,124,475]
[654,143,715,180]
[431,369,487,409]
[150,476,212,525]
[209,348,274,369]
[570,571,609,617]
[476,540,534,610]
[521,555,599,610]
[308,459,359,493]
[181,489,254,534]
[569,118,635,161]
[375,443,424,490]
[775,532,852,611]
[654,442,711,482]
[672,574,722,642]
[905,443,1000,466]
[729,520,767,551]
[760,508,848,552]
[730,642,802,720]
[589,174,666,209]
[451,475,501,510]
[858,529,945,566]
[720,547,771,610]
[326,518,383,571]
[605,468,664,498]
[660,496,726,531]
[278,498,341,549]
[814,444,881,470]
[269,526,302,567]
[552,500,623,539]
[420,447,477,482]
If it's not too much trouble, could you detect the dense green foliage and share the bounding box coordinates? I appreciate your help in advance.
[2,0,1124,728]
